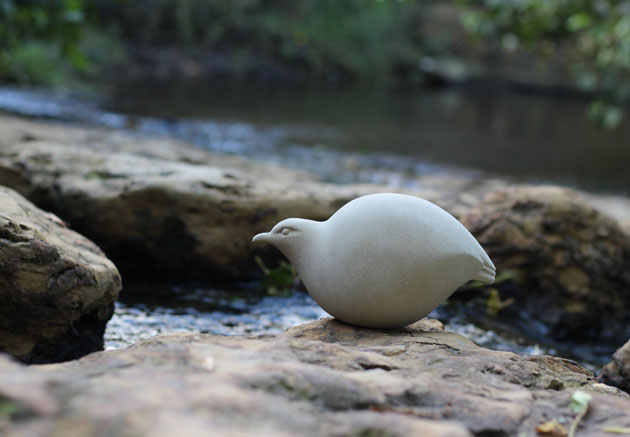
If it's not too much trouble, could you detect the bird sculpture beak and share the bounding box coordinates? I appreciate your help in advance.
[252,232,271,244]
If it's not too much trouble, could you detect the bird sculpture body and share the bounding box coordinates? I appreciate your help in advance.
[253,193,495,328]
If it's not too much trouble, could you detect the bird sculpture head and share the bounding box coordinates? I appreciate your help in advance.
[252,218,318,263]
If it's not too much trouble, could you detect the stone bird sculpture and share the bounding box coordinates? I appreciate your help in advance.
[253,193,495,328]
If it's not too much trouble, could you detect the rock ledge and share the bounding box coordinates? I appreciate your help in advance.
[1,319,629,436]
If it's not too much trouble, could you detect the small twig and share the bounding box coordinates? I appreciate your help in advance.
[568,407,587,437]
[254,255,269,274]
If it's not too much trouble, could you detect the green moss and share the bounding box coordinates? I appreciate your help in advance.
[0,398,20,419]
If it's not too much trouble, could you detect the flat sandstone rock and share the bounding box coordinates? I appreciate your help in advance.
[0,186,121,363]
[1,318,629,436]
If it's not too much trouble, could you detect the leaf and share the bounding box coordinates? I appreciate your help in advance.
[494,270,515,283]
[589,101,624,130]
[255,256,298,296]
[467,270,514,290]
[536,420,568,436]
[569,390,592,415]
[566,13,592,32]
[486,288,515,316]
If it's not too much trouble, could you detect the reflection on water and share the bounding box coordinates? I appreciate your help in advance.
[105,79,630,194]
[105,286,328,350]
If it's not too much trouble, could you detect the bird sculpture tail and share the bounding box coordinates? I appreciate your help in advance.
[473,253,496,285]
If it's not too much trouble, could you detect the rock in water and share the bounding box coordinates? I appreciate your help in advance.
[600,339,630,394]
[461,185,630,342]
[0,186,121,363]
[253,193,495,328]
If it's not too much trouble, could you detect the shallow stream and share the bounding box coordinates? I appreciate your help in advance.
[106,284,612,371]
[1,82,627,369]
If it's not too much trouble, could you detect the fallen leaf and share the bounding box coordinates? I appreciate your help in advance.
[569,390,592,414]
[536,420,568,436]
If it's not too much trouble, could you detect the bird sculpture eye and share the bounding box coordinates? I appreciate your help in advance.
[281,228,291,236]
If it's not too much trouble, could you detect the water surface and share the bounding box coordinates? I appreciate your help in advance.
[1,82,628,192]
[105,285,610,371]
[104,78,630,193]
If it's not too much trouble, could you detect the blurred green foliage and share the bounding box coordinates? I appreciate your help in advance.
[87,0,425,82]
[0,0,86,84]
[1,0,628,130]
[1,0,426,85]
[0,0,124,85]
[458,0,630,128]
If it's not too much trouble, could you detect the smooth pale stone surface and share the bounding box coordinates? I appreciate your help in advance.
[253,193,495,328]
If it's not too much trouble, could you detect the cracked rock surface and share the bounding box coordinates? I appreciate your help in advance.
[1,318,629,436]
